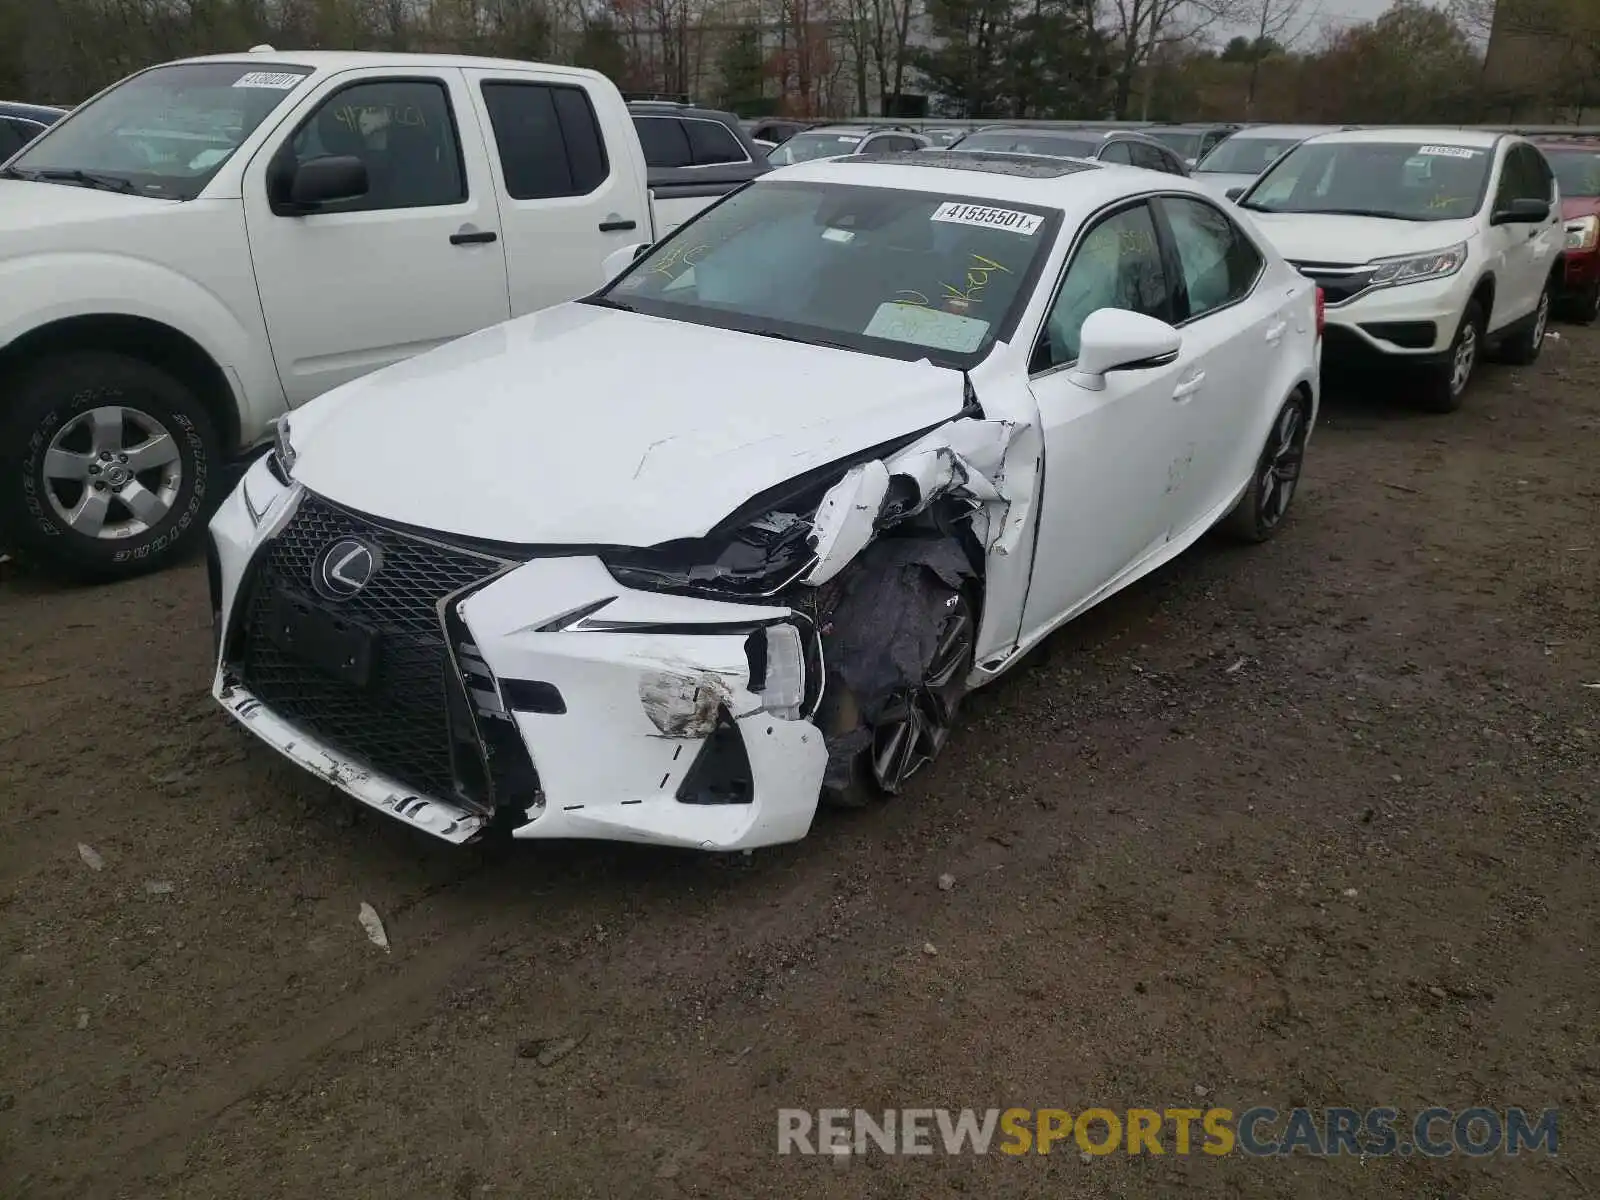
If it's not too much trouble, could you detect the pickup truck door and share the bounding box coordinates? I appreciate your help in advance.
[463,69,654,317]
[242,66,512,407]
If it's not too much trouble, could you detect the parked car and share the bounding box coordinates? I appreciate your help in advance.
[629,100,769,236]
[209,148,1322,850]
[743,118,813,146]
[1237,128,1562,411]
[0,101,66,159]
[920,126,969,149]
[0,50,683,582]
[1191,124,1340,200]
[949,125,1189,175]
[1531,136,1600,323]
[1145,122,1239,169]
[765,124,929,164]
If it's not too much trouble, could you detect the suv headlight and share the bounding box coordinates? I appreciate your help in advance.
[1566,215,1599,252]
[1367,243,1468,288]
[601,509,816,599]
[268,414,296,482]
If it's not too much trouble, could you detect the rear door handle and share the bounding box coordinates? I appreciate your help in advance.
[450,229,498,245]
[599,219,638,232]
[1172,371,1206,401]
[1265,320,1287,345]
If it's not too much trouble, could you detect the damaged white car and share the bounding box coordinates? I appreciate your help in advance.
[208,150,1323,850]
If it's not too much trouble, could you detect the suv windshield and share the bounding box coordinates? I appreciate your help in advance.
[1242,140,1493,221]
[767,131,869,165]
[954,130,1099,159]
[1148,130,1203,160]
[7,62,313,200]
[1547,148,1600,198]
[1196,134,1305,175]
[595,180,1059,367]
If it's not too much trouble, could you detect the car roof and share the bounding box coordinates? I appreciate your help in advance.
[1301,126,1504,149]
[1149,122,1238,133]
[1530,136,1600,150]
[1227,124,1345,139]
[629,103,739,123]
[0,101,67,121]
[769,148,1218,209]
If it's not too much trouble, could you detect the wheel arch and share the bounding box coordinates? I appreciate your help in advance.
[0,314,241,453]
[1470,272,1496,320]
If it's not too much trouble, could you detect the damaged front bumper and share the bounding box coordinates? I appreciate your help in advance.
[210,465,828,850]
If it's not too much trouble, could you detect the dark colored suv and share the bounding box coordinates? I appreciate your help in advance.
[629,102,771,210]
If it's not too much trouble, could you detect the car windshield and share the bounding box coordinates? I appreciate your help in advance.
[7,62,313,200]
[1148,130,1204,159]
[953,130,1099,159]
[1195,134,1305,175]
[596,180,1059,368]
[1242,140,1493,221]
[767,131,870,165]
[1547,149,1600,197]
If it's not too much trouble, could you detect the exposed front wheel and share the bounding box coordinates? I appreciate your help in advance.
[1419,300,1484,413]
[822,587,976,808]
[0,353,221,581]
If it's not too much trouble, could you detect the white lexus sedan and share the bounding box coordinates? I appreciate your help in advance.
[208,150,1323,851]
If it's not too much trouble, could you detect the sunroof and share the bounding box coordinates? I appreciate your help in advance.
[844,150,1100,178]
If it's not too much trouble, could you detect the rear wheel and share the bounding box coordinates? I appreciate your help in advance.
[822,589,976,808]
[1224,391,1310,544]
[1496,283,1551,366]
[0,352,220,581]
[1567,282,1600,326]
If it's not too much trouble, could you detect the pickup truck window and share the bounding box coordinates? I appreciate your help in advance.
[480,81,609,199]
[286,79,465,212]
[6,61,312,200]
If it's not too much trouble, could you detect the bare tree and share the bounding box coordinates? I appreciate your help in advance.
[1105,0,1240,119]
[1240,0,1320,113]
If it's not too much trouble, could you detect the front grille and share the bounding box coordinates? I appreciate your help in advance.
[1289,261,1375,307]
[234,491,510,801]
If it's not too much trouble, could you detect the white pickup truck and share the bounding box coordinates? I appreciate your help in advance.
[0,49,703,580]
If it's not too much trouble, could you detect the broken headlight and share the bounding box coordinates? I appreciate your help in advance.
[601,509,816,599]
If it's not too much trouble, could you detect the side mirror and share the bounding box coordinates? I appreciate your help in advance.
[1225,186,1246,201]
[1492,197,1550,225]
[602,242,650,283]
[288,155,368,208]
[1071,309,1181,392]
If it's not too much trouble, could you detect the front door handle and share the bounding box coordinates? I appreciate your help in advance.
[450,229,498,246]
[599,218,638,232]
[1265,320,1287,345]
[1172,371,1206,401]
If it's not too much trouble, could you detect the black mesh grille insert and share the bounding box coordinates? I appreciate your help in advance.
[234,491,510,801]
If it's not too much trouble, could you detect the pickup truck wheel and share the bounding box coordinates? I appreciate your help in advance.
[0,353,220,581]
[1418,300,1484,414]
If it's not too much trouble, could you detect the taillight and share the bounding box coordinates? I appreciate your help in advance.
[1315,287,1326,338]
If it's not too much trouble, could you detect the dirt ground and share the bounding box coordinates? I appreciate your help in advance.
[2,322,1598,1200]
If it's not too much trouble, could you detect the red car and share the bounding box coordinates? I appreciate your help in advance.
[1535,137,1600,323]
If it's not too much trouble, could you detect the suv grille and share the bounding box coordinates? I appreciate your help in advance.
[1288,260,1376,307]
[234,491,510,801]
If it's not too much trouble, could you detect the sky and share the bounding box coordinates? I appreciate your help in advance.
[1213,0,1451,45]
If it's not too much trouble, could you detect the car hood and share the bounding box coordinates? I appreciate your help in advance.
[0,177,178,233]
[287,303,967,547]
[1562,196,1600,221]
[1242,211,1479,265]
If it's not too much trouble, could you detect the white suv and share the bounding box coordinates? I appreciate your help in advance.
[1235,128,1563,410]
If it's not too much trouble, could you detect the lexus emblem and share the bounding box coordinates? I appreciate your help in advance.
[314,537,380,599]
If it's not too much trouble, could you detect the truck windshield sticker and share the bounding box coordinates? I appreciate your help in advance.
[1417,145,1479,159]
[232,71,304,90]
[931,202,1043,236]
[865,301,990,352]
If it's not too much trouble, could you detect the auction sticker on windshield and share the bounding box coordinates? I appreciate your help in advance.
[864,301,989,352]
[233,71,304,89]
[932,202,1043,236]
[1417,145,1480,159]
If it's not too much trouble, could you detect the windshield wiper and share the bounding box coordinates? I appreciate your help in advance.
[6,167,138,194]
[584,295,638,313]
[1305,207,1427,222]
[740,326,860,354]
